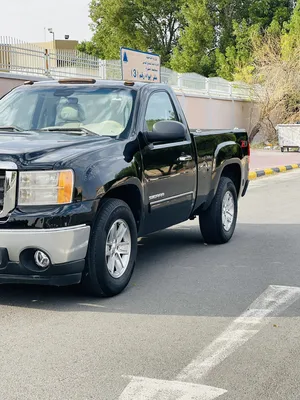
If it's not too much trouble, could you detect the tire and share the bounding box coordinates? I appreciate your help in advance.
[199,177,238,244]
[82,198,137,297]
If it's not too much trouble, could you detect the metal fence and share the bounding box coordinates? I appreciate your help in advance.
[0,36,254,100]
[0,37,46,76]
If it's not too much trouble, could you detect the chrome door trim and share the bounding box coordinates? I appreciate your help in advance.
[150,191,194,205]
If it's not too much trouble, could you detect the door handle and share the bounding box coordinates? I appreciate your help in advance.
[177,155,193,162]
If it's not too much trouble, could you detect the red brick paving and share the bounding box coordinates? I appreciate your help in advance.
[250,150,300,171]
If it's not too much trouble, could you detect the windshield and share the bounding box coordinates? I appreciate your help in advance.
[0,86,136,137]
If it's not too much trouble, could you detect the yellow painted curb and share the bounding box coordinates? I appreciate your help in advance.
[249,164,300,180]
[249,171,257,180]
[264,168,275,175]
[278,166,287,172]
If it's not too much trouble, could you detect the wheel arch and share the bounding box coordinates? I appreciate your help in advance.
[199,159,243,212]
[220,163,242,197]
[98,181,144,233]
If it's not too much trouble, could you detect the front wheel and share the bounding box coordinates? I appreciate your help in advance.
[199,177,238,244]
[82,198,137,297]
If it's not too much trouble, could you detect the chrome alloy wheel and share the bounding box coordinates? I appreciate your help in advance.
[222,191,235,232]
[105,219,131,278]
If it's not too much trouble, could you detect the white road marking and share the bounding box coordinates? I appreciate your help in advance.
[172,227,191,230]
[77,303,107,308]
[119,285,300,399]
[119,377,227,400]
[177,285,300,382]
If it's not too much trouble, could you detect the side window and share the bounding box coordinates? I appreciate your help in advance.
[145,92,178,131]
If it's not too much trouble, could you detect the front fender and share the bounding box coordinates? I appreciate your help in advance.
[78,156,143,201]
[67,138,143,202]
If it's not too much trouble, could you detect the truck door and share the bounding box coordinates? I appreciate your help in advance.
[140,90,197,234]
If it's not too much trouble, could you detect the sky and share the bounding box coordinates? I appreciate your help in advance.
[0,0,93,43]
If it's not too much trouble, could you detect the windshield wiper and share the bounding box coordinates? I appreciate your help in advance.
[0,125,23,132]
[40,127,98,136]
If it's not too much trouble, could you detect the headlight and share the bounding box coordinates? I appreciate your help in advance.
[18,170,74,206]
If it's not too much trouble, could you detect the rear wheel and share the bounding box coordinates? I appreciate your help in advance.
[82,198,137,297]
[199,177,238,244]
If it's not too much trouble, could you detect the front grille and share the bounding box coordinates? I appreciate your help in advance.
[0,170,5,212]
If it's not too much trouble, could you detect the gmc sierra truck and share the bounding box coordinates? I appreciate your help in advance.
[0,78,249,296]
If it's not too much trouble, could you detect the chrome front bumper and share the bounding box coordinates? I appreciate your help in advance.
[0,224,90,265]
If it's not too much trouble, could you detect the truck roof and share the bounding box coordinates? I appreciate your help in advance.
[24,79,168,91]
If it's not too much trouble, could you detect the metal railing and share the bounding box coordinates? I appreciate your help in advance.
[0,36,46,76]
[48,49,106,79]
[0,36,254,100]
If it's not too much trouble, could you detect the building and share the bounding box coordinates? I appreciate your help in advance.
[32,40,79,51]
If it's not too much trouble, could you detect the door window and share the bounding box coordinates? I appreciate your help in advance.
[145,92,178,131]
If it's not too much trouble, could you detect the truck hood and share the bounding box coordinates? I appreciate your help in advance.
[0,132,115,168]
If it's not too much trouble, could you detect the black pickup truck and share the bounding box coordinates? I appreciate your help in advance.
[0,79,249,296]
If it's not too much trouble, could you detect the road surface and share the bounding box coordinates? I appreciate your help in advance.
[1,170,300,400]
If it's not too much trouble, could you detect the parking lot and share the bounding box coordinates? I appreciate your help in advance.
[0,169,299,399]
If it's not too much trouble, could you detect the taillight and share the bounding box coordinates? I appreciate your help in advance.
[241,140,250,165]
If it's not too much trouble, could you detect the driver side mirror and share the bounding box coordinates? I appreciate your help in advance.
[145,121,187,144]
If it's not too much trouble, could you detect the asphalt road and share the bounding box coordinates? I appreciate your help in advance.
[1,170,300,400]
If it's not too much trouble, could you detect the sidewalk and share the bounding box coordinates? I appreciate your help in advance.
[250,149,300,179]
[250,149,300,170]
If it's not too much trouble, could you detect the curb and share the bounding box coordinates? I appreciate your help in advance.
[249,164,300,180]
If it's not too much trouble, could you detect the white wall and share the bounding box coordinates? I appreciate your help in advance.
[175,92,258,131]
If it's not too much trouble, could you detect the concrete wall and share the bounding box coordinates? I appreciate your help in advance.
[0,73,50,97]
[0,73,258,132]
[0,76,24,96]
[176,93,256,131]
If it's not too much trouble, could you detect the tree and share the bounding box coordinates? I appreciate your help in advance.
[248,12,300,142]
[77,41,102,58]
[215,0,293,80]
[170,0,254,76]
[213,0,252,53]
[170,0,215,76]
[216,20,260,81]
[79,0,184,64]
[247,0,292,27]
[282,0,300,58]
[78,0,297,82]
